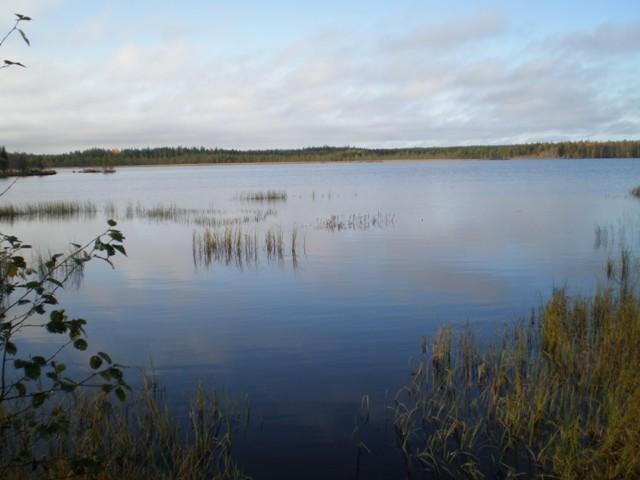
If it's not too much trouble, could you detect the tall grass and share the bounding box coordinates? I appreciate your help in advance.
[394,251,640,479]
[318,212,396,231]
[104,202,277,228]
[237,191,287,202]
[0,381,247,480]
[192,226,301,268]
[0,201,97,221]
[192,227,258,267]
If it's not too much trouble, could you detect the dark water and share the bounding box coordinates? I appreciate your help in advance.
[3,159,640,478]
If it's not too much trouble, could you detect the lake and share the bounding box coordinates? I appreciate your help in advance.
[3,158,640,479]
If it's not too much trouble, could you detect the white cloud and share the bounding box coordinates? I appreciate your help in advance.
[0,9,639,153]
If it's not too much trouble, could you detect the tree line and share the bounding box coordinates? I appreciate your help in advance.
[2,140,640,170]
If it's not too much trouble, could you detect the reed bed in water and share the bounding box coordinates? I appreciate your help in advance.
[192,227,259,267]
[0,201,97,221]
[394,251,640,479]
[318,212,396,231]
[103,203,277,228]
[1,381,247,480]
[192,226,302,267]
[237,191,287,202]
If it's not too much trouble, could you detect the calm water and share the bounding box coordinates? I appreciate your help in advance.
[3,159,640,478]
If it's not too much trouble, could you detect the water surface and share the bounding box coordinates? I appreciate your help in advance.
[3,159,640,478]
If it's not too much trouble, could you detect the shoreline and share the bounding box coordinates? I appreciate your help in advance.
[49,155,630,172]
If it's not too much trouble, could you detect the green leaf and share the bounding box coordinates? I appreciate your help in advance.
[5,341,17,355]
[97,351,112,364]
[113,244,127,256]
[114,387,126,402]
[32,393,46,408]
[7,263,17,277]
[15,382,26,396]
[47,278,64,288]
[73,339,88,351]
[25,363,41,380]
[107,219,117,227]
[89,355,103,370]
[60,381,76,393]
[32,356,47,366]
[109,230,124,242]
[14,359,27,369]
[12,256,26,268]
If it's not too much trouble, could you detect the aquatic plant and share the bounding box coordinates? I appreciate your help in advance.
[192,227,258,267]
[393,250,640,479]
[105,202,277,229]
[0,201,97,221]
[318,212,396,232]
[237,191,287,202]
[1,381,247,480]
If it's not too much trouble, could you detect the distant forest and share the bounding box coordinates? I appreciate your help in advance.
[3,141,640,171]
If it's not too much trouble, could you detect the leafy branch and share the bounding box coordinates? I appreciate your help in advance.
[0,221,129,472]
[0,13,31,70]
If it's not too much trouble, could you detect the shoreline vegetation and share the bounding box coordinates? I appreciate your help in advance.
[74,167,116,174]
[0,140,639,173]
[0,168,56,178]
[394,251,640,479]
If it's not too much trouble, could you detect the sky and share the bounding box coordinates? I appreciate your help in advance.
[0,0,639,153]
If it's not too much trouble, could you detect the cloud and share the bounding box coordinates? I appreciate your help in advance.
[549,21,640,56]
[0,8,639,153]
[380,10,506,52]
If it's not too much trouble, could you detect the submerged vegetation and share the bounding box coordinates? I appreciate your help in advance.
[6,140,640,170]
[393,251,640,479]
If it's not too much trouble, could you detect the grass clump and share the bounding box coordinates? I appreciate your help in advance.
[394,251,640,479]
[192,227,258,267]
[0,381,246,480]
[0,201,97,221]
[318,212,396,231]
[238,191,287,202]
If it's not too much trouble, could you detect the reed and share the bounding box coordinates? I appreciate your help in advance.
[291,229,298,257]
[394,250,640,479]
[318,212,396,231]
[107,203,277,228]
[0,201,97,221]
[0,380,247,480]
[238,191,287,202]
[192,227,258,267]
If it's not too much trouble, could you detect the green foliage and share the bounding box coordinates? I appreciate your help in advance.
[0,381,247,480]
[0,221,129,476]
[394,251,640,479]
[631,186,640,198]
